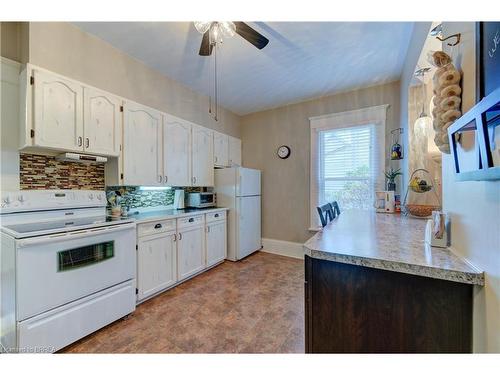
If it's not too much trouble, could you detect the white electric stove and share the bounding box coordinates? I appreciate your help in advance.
[0,190,136,353]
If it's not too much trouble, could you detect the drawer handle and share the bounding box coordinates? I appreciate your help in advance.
[178,232,182,240]
[214,213,219,218]
[188,218,194,222]
[154,223,162,229]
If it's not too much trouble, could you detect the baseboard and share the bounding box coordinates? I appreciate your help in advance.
[261,238,304,259]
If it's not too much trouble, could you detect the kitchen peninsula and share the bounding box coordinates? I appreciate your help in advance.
[303,210,484,353]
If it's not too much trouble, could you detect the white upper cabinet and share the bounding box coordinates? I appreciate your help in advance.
[228,136,242,166]
[32,69,84,152]
[122,101,162,186]
[192,125,214,186]
[83,87,122,156]
[22,65,121,157]
[163,115,192,186]
[213,131,229,167]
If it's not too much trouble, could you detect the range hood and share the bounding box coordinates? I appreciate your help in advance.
[55,153,107,163]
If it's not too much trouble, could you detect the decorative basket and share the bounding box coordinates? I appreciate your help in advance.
[409,184,432,193]
[405,204,440,218]
[403,169,441,218]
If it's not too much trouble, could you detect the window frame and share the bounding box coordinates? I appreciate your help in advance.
[309,104,389,230]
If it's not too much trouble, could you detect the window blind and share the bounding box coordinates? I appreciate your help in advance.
[318,123,384,210]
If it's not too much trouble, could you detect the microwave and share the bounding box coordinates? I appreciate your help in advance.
[186,192,217,208]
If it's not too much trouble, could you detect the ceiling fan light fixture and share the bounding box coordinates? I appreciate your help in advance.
[219,21,236,38]
[194,21,212,34]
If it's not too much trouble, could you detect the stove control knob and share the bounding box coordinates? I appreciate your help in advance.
[18,195,26,203]
[96,194,103,201]
[3,196,11,205]
[88,193,94,200]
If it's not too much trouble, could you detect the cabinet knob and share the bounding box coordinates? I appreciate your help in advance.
[154,223,162,229]
[214,213,219,218]
[188,218,194,222]
[85,138,89,148]
[178,232,182,240]
[158,175,162,183]
[77,136,83,147]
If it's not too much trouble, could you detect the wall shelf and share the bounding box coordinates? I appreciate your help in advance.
[448,86,500,181]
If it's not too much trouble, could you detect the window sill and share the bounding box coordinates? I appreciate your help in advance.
[308,226,321,232]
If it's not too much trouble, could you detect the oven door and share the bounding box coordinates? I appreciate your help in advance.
[200,194,215,206]
[16,223,136,321]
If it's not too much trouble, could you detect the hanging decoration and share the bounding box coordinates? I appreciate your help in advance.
[413,67,432,139]
[390,128,404,160]
[428,50,462,154]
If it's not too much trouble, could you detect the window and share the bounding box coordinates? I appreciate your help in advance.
[310,105,387,229]
[319,124,379,210]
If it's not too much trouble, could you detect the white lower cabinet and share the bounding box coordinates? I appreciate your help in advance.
[206,220,227,267]
[136,211,227,303]
[137,221,177,302]
[177,216,205,281]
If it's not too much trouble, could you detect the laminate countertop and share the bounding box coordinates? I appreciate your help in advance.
[303,210,484,285]
[119,207,229,224]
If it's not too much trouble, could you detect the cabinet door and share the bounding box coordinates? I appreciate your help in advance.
[32,69,84,151]
[177,225,205,281]
[192,126,214,186]
[228,136,242,166]
[137,232,177,301]
[163,115,191,186]
[83,87,121,156]
[213,131,229,167]
[206,220,227,267]
[123,102,162,186]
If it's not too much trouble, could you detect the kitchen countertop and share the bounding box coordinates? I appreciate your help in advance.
[123,207,229,224]
[303,210,484,285]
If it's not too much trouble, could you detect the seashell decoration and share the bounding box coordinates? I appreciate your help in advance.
[427,51,462,154]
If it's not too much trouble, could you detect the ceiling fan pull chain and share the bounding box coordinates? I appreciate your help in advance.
[208,28,213,116]
[215,41,218,121]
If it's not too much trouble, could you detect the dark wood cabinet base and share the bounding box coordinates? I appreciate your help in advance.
[305,255,473,353]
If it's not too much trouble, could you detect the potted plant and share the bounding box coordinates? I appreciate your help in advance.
[384,168,402,191]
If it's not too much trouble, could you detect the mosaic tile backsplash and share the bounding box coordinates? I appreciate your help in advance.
[20,153,105,190]
[20,153,206,210]
[106,186,175,209]
[106,186,204,210]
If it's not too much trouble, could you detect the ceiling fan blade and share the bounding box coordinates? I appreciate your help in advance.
[234,22,269,50]
[199,31,213,56]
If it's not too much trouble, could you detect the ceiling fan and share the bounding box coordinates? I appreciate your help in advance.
[194,21,269,56]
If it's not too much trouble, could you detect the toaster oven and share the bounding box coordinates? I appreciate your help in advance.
[186,192,217,208]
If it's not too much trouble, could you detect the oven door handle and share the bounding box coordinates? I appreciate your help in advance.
[17,222,136,248]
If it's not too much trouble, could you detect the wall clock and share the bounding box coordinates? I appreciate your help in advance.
[277,145,291,159]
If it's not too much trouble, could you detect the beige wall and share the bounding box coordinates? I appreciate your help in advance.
[398,22,433,195]
[1,22,21,62]
[23,22,242,138]
[240,81,401,243]
[441,22,500,353]
[0,22,29,64]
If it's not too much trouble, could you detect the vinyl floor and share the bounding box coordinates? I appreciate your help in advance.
[61,251,305,353]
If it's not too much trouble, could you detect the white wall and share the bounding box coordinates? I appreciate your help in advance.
[441,22,500,353]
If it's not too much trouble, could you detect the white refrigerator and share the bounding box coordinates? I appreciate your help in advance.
[215,167,261,261]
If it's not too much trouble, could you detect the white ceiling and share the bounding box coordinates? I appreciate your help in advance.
[73,22,414,115]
